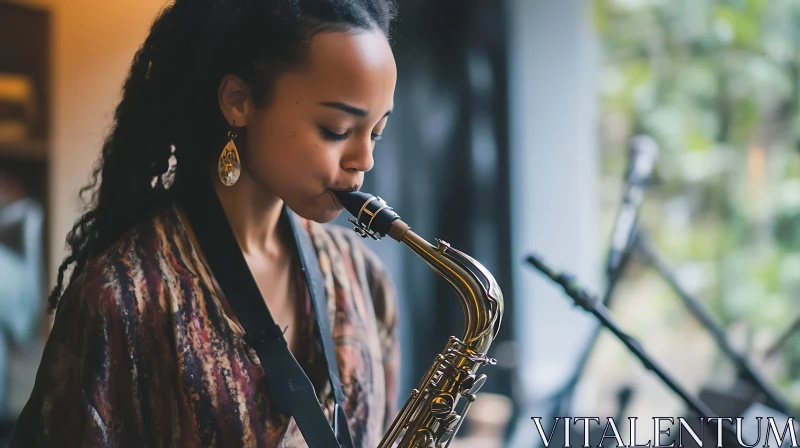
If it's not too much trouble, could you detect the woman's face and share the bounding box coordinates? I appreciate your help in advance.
[220,28,397,223]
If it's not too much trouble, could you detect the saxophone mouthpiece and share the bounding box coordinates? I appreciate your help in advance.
[331,189,405,240]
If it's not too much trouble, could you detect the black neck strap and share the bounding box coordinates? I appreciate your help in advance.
[178,178,353,448]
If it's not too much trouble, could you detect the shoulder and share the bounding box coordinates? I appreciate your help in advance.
[57,207,187,320]
[12,209,188,446]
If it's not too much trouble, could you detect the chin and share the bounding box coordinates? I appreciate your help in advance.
[314,208,343,224]
[287,202,343,224]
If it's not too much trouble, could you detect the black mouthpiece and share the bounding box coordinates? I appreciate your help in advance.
[332,190,402,239]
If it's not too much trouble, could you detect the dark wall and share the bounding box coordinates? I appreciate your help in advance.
[362,0,515,401]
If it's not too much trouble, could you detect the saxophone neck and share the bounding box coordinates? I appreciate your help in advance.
[330,188,504,349]
[387,218,412,242]
[398,227,504,353]
[331,188,506,447]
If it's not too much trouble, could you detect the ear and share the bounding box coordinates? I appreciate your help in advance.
[218,74,252,127]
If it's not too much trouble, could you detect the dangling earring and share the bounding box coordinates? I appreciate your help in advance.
[218,122,241,187]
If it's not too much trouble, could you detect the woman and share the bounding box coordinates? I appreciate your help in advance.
[10,0,400,446]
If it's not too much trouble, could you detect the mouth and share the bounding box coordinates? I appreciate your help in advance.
[327,186,359,211]
[327,185,360,210]
[327,185,360,193]
[327,189,345,210]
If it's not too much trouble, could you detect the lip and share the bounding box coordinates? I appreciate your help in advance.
[328,189,345,210]
[328,184,360,193]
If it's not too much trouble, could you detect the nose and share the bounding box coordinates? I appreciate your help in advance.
[342,137,375,173]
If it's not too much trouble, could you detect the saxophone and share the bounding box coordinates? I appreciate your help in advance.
[332,190,505,448]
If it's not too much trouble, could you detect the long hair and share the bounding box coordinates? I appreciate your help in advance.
[49,0,398,312]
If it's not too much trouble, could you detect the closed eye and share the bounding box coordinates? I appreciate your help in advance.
[319,126,384,143]
[319,127,349,142]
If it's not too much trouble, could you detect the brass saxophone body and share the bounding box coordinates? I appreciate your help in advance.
[332,190,505,448]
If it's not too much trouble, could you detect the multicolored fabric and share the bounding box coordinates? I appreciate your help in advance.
[10,204,400,447]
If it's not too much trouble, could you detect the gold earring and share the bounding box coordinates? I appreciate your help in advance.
[218,124,241,187]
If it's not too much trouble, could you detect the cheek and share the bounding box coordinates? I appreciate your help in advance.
[245,124,339,186]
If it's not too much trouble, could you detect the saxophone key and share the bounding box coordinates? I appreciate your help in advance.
[437,414,462,444]
[410,429,435,447]
[464,374,487,396]
[430,394,455,419]
[458,373,476,393]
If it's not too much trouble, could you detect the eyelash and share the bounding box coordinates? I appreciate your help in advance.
[319,127,383,142]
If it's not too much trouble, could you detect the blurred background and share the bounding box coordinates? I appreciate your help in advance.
[2,0,800,446]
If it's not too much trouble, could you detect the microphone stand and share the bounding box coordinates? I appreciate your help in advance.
[631,229,793,415]
[546,136,657,419]
[525,254,739,440]
[543,225,793,418]
[545,247,633,417]
[766,315,800,358]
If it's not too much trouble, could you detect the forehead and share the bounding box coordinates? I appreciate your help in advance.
[293,30,396,112]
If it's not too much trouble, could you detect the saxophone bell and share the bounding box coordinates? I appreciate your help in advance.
[332,189,505,448]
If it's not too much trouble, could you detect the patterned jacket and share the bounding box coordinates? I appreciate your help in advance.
[10,204,400,447]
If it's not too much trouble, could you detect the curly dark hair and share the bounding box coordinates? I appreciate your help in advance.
[49,0,398,312]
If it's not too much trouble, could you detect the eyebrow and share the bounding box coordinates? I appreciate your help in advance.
[319,101,392,118]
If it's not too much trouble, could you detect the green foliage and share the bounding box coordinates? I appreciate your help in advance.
[596,0,800,405]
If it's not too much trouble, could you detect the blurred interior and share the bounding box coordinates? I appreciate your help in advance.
[2,0,800,446]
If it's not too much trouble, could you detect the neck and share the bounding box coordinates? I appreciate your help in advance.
[213,172,286,256]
